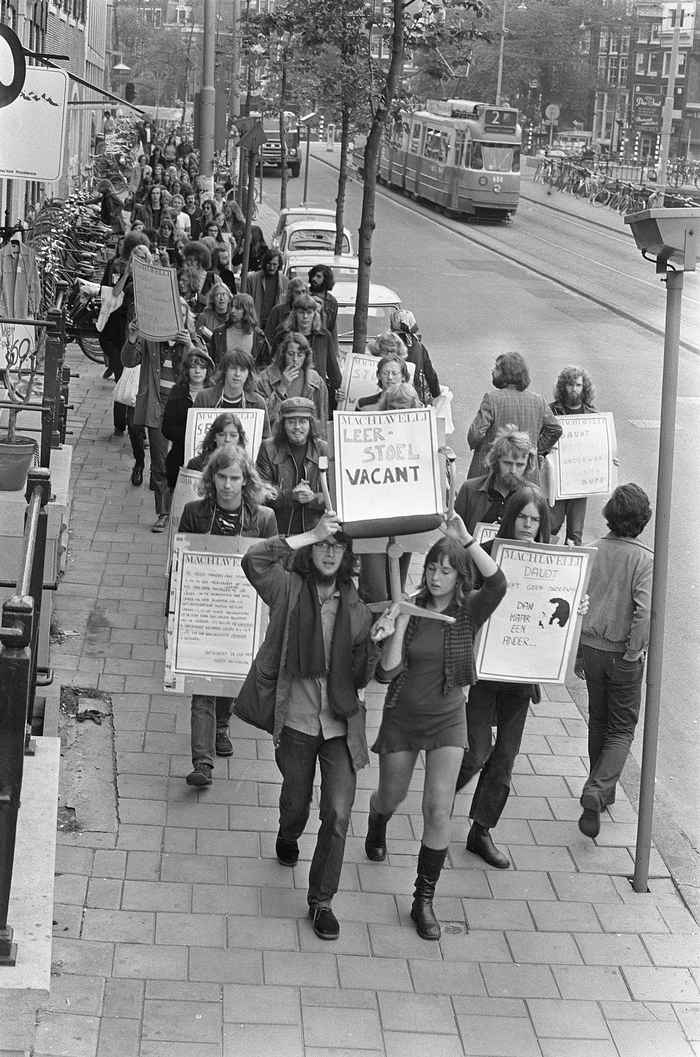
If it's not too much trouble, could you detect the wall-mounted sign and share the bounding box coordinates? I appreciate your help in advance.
[0,66,68,180]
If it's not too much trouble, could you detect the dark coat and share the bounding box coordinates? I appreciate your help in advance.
[178,497,277,538]
[161,381,195,488]
[211,323,270,370]
[256,436,328,535]
[193,386,271,437]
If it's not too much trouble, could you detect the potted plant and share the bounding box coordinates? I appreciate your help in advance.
[0,321,40,490]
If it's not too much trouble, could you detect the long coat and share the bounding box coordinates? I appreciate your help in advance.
[0,243,41,318]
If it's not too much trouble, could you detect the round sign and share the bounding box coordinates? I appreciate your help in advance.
[544,103,560,122]
[0,25,26,110]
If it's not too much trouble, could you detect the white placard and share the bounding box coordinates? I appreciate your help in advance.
[0,68,68,181]
[333,408,442,524]
[166,467,202,568]
[549,412,617,500]
[340,353,415,411]
[473,521,499,545]
[165,534,267,694]
[131,258,182,341]
[183,407,265,463]
[475,541,592,684]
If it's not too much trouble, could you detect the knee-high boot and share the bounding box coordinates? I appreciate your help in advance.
[411,844,447,941]
[365,795,392,862]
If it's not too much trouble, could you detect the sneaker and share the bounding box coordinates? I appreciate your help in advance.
[275,836,299,867]
[215,727,233,757]
[186,761,213,787]
[308,903,340,941]
[151,514,169,533]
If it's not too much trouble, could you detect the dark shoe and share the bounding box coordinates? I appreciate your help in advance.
[309,904,340,941]
[131,464,144,486]
[112,426,125,436]
[103,366,114,379]
[578,807,601,838]
[186,761,213,787]
[215,727,233,757]
[365,804,390,862]
[151,514,169,533]
[275,836,299,867]
[466,823,510,869]
[149,476,155,491]
[411,877,441,941]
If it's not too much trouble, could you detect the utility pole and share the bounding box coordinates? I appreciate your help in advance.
[657,0,683,187]
[199,0,216,193]
[231,0,241,123]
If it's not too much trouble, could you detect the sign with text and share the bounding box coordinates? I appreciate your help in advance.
[550,412,617,500]
[475,541,592,684]
[473,521,499,545]
[166,467,202,569]
[340,353,415,411]
[0,67,68,180]
[165,534,267,695]
[131,257,182,341]
[183,406,265,464]
[333,408,442,525]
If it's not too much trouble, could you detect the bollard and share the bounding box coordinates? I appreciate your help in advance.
[41,304,66,466]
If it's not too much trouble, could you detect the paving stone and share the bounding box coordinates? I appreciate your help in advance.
[53,902,84,938]
[487,871,556,901]
[303,1005,383,1049]
[121,880,190,913]
[117,751,170,775]
[440,929,513,963]
[455,1013,540,1056]
[538,1042,618,1057]
[166,801,230,829]
[609,1019,696,1056]
[145,981,221,1001]
[337,954,415,992]
[82,908,154,944]
[300,918,371,957]
[612,876,686,906]
[506,930,582,965]
[96,1016,140,1057]
[118,798,167,826]
[102,979,144,1019]
[661,905,700,934]
[189,946,263,983]
[509,844,576,871]
[92,850,128,878]
[451,995,526,1017]
[569,843,635,874]
[142,998,221,1043]
[575,931,652,965]
[226,913,299,951]
[33,1012,101,1057]
[527,997,610,1038]
[642,934,700,966]
[595,903,670,933]
[552,964,630,1000]
[41,974,105,1015]
[549,796,592,821]
[112,943,187,979]
[602,1000,677,1021]
[529,754,588,776]
[510,774,570,797]
[528,901,601,932]
[383,1032,466,1057]
[622,966,700,1002]
[164,827,197,853]
[409,959,486,996]
[54,872,89,905]
[192,882,259,915]
[482,963,558,998]
[52,938,115,977]
[223,983,300,1023]
[463,898,534,931]
[550,872,622,903]
[161,852,227,884]
[675,1003,700,1039]
[365,922,443,960]
[500,795,553,820]
[332,890,401,925]
[55,845,94,875]
[155,911,226,947]
[115,825,164,851]
[124,850,162,881]
[86,877,123,910]
[377,990,456,1032]
[301,986,377,1010]
[222,1024,303,1057]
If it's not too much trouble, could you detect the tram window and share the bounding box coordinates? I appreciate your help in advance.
[424,128,449,162]
[468,142,517,172]
[455,130,466,167]
[410,123,423,154]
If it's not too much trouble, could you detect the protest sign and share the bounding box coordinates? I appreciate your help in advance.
[473,521,499,545]
[340,353,415,410]
[475,541,592,684]
[165,534,267,695]
[183,407,265,464]
[549,412,617,500]
[166,467,202,568]
[333,408,442,537]
[131,257,182,341]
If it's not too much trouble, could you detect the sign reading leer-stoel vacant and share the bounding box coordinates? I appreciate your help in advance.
[475,541,592,684]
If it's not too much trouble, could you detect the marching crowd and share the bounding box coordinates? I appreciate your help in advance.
[94,133,653,945]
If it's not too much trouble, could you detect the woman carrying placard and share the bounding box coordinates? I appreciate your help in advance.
[257,332,328,436]
[367,515,507,940]
[186,412,248,473]
[161,348,215,490]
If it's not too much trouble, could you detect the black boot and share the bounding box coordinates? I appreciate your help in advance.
[365,798,392,862]
[410,844,447,941]
[466,822,510,869]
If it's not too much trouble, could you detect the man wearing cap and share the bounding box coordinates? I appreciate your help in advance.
[237,511,379,941]
[257,396,329,535]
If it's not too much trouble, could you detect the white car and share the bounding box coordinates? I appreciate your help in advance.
[333,280,402,353]
[279,220,353,260]
[271,205,337,248]
[283,252,360,284]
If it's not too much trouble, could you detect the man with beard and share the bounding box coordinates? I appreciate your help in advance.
[237,512,378,941]
[549,365,596,546]
[455,428,539,534]
[308,264,338,351]
[246,248,288,330]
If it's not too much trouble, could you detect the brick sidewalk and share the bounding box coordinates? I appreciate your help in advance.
[23,343,700,1057]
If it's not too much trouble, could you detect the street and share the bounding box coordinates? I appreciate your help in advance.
[290,148,700,893]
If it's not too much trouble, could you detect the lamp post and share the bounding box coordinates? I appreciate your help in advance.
[495,1,527,106]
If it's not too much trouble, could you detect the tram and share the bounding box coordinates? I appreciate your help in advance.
[367,99,521,221]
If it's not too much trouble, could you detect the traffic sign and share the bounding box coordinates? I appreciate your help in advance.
[0,25,26,109]
[545,103,560,122]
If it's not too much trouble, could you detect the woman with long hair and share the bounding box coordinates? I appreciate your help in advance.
[186,412,247,473]
[355,354,411,412]
[367,515,507,940]
[194,348,270,436]
[211,292,270,369]
[282,294,340,410]
[196,281,233,357]
[161,347,215,489]
[257,332,328,434]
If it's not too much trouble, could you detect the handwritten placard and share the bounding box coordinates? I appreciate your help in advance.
[131,257,182,341]
[549,412,617,500]
[475,541,592,684]
[473,521,499,545]
[340,353,415,410]
[166,467,202,568]
[184,407,265,464]
[165,534,267,695]
[333,408,441,525]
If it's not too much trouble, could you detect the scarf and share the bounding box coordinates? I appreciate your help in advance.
[383,599,476,709]
[286,578,358,719]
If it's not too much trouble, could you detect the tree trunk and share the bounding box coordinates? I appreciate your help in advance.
[279,57,288,211]
[352,0,405,356]
[239,148,258,289]
[334,105,350,257]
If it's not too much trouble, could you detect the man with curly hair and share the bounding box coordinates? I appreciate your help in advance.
[549,365,597,545]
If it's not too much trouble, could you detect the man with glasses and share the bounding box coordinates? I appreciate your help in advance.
[238,511,379,940]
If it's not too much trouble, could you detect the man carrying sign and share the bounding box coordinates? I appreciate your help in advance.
[237,514,379,942]
[549,366,597,546]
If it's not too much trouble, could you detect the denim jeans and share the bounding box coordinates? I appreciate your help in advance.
[275,726,356,906]
[456,681,531,829]
[581,645,644,811]
[190,695,234,767]
[550,497,587,546]
[129,423,170,515]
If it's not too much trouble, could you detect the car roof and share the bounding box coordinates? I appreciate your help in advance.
[280,206,335,220]
[285,252,359,266]
[333,281,402,306]
[285,220,350,235]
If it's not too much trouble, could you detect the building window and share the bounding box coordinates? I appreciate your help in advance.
[647,51,660,75]
[662,50,687,77]
[650,21,660,43]
[608,56,619,85]
[635,51,646,75]
[637,23,650,44]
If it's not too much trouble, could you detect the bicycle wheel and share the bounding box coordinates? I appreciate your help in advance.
[76,334,105,363]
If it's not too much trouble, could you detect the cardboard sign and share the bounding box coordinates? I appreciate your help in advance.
[165,534,267,695]
[166,467,202,568]
[333,409,442,533]
[0,67,68,181]
[131,257,182,341]
[475,540,592,684]
[183,407,265,464]
[549,412,617,500]
[340,353,415,411]
[473,521,499,545]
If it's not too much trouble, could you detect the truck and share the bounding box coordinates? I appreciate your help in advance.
[260,113,301,177]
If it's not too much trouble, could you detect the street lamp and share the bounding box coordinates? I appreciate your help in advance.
[495,0,527,106]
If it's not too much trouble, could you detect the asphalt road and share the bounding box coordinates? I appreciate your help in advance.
[265,154,700,904]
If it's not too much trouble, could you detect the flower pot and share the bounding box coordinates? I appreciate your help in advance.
[0,436,38,491]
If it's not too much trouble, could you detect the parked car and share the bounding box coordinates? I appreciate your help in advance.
[333,281,402,357]
[283,252,360,283]
[271,205,337,248]
[278,221,353,259]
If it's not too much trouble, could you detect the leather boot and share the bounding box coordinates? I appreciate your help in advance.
[410,844,447,941]
[365,799,391,862]
[466,822,510,869]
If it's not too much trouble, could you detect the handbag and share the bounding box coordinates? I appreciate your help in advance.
[113,364,140,407]
[233,662,275,734]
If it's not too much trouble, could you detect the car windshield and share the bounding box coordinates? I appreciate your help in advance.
[288,229,350,253]
[336,305,396,343]
[287,264,358,281]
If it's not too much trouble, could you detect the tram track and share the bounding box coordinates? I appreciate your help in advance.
[315,153,700,357]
